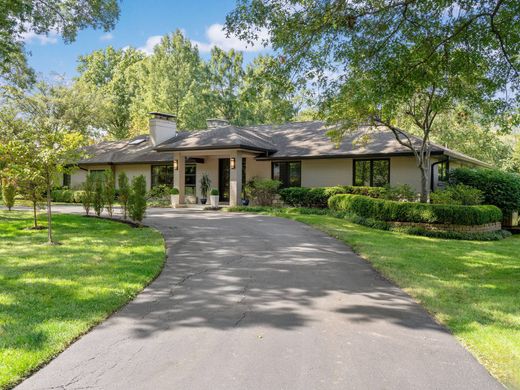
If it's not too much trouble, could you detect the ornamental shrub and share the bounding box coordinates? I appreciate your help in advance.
[50,189,85,203]
[104,169,116,217]
[92,177,105,217]
[118,172,130,219]
[450,168,520,212]
[328,194,502,225]
[82,174,95,215]
[246,177,280,206]
[128,175,147,222]
[1,178,16,211]
[430,184,483,205]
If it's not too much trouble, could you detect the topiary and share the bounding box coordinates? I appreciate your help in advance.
[128,175,147,222]
[118,172,130,219]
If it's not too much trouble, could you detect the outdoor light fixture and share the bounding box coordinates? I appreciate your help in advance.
[173,160,178,170]
[230,157,236,169]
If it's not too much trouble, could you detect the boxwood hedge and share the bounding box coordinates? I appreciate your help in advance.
[51,189,85,203]
[328,194,502,225]
[279,186,387,208]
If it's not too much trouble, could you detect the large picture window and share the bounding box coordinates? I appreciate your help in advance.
[272,161,301,188]
[353,159,390,187]
[151,164,173,188]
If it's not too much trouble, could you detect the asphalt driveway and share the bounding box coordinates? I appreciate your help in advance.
[16,208,502,389]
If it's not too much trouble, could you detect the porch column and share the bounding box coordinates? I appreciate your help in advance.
[173,152,185,204]
[230,151,242,206]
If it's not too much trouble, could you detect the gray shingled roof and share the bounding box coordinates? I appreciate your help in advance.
[79,121,490,167]
[78,135,175,165]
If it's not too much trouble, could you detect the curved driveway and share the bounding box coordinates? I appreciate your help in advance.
[17,208,501,390]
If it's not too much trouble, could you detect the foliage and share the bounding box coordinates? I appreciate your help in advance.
[0,211,164,389]
[0,0,119,86]
[103,169,116,217]
[92,177,105,217]
[245,177,280,206]
[382,184,417,202]
[170,187,180,195]
[82,174,96,216]
[117,172,130,219]
[210,188,219,196]
[430,184,484,206]
[328,194,502,226]
[128,175,147,222]
[50,189,85,203]
[147,184,171,199]
[450,168,520,213]
[200,174,211,198]
[226,1,520,202]
[1,178,16,211]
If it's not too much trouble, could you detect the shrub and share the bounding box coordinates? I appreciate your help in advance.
[246,177,280,206]
[104,170,116,217]
[342,185,388,198]
[73,190,85,203]
[128,175,147,222]
[430,184,484,205]
[82,174,95,216]
[147,184,171,199]
[200,174,211,199]
[50,189,85,203]
[170,187,180,195]
[382,184,417,202]
[450,168,520,212]
[279,186,345,208]
[1,178,16,211]
[92,177,105,217]
[118,172,130,219]
[210,188,219,196]
[329,194,502,225]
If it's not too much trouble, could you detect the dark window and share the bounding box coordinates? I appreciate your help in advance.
[353,159,390,187]
[89,170,105,181]
[438,161,449,182]
[185,163,196,196]
[272,161,301,188]
[151,164,173,188]
[63,173,71,187]
[242,158,247,186]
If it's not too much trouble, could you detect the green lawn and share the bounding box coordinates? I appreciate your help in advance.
[0,211,165,389]
[229,207,520,389]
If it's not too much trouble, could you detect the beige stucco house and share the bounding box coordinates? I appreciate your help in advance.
[65,112,489,206]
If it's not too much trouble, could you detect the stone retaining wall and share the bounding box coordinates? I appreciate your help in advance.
[390,221,502,233]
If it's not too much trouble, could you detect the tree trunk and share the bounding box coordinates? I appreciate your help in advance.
[419,164,430,203]
[33,199,38,229]
[46,174,53,244]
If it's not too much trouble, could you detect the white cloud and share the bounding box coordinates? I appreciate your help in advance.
[138,35,163,55]
[191,23,270,53]
[21,29,58,45]
[100,33,113,41]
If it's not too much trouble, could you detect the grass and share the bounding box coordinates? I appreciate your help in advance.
[228,206,520,389]
[0,210,165,389]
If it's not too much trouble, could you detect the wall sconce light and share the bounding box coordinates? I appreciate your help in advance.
[173,160,178,170]
[230,157,236,170]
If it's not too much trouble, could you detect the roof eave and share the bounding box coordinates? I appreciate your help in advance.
[154,144,276,154]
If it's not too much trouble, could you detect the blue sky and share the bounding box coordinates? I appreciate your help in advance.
[23,0,271,79]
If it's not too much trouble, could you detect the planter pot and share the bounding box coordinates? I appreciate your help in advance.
[170,194,180,208]
[200,198,207,205]
[210,195,219,208]
[241,199,250,206]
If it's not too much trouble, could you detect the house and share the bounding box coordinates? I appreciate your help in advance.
[66,112,490,206]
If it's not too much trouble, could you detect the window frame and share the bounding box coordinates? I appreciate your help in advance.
[151,164,174,188]
[185,163,197,196]
[63,173,71,187]
[353,158,390,187]
[271,160,302,189]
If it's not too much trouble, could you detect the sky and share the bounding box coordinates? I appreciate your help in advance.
[23,0,271,80]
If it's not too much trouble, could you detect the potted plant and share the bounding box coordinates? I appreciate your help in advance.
[200,173,211,205]
[210,188,219,208]
[170,187,180,208]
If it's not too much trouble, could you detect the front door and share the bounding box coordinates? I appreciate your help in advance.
[219,158,230,202]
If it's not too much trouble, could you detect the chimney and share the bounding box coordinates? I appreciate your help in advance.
[206,118,230,129]
[149,112,177,146]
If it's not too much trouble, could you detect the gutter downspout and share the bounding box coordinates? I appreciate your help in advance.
[430,155,450,192]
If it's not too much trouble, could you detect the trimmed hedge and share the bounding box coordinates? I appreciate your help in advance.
[279,185,388,208]
[328,194,502,225]
[51,189,85,203]
[450,168,520,213]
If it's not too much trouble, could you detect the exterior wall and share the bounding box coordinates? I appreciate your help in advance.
[114,164,153,190]
[70,168,87,189]
[194,156,219,199]
[245,157,270,182]
[389,156,422,191]
[301,159,352,187]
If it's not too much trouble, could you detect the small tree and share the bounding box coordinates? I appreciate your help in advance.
[93,177,105,217]
[103,169,116,217]
[128,175,147,222]
[118,172,130,219]
[82,173,95,216]
[18,177,45,228]
[1,177,16,211]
